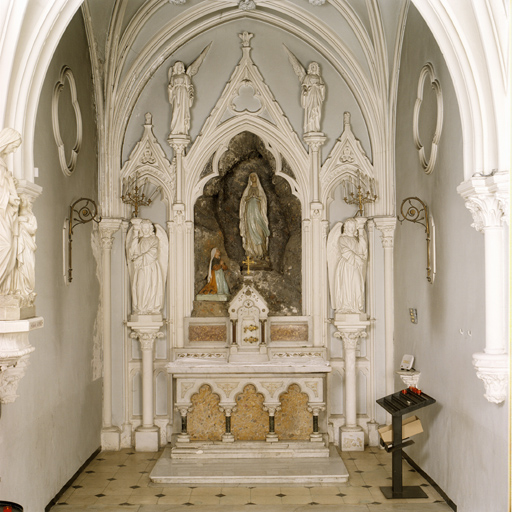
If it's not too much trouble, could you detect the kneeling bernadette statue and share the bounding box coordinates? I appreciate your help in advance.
[198,247,230,298]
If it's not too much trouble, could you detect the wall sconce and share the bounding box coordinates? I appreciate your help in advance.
[398,197,436,283]
[67,198,101,283]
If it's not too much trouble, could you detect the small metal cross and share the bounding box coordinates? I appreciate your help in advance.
[243,255,255,274]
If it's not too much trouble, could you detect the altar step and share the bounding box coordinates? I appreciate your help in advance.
[170,439,330,459]
[150,444,349,485]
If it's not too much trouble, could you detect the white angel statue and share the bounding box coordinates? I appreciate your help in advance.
[168,43,212,137]
[327,218,368,315]
[126,219,168,316]
[283,45,326,134]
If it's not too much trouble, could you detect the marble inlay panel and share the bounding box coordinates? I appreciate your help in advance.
[231,384,268,441]
[275,384,312,440]
[270,324,308,341]
[188,324,227,342]
[188,385,225,441]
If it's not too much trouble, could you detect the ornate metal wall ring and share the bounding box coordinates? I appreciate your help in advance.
[67,198,101,283]
[398,197,436,283]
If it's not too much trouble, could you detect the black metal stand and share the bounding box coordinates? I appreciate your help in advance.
[376,389,436,499]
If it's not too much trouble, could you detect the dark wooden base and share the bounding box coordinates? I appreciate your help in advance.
[380,485,429,499]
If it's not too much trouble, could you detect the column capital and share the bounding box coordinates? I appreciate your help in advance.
[374,216,397,247]
[473,352,509,404]
[457,170,509,232]
[129,325,164,350]
[307,403,326,415]
[333,322,369,349]
[167,135,191,153]
[99,218,122,248]
[303,133,327,150]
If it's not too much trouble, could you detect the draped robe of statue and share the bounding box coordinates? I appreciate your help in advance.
[332,219,368,314]
[198,247,230,296]
[129,221,165,315]
[168,62,194,136]
[0,128,22,294]
[13,197,37,299]
[301,63,325,134]
[239,173,270,260]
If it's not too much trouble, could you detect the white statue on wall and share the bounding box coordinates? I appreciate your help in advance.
[13,195,37,302]
[126,219,168,316]
[327,218,368,315]
[283,46,326,134]
[167,43,211,137]
[0,128,22,295]
[239,173,270,261]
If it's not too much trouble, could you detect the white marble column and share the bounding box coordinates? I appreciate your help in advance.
[168,136,190,205]
[334,320,369,451]
[374,217,397,404]
[304,133,326,344]
[99,218,122,450]
[128,321,163,452]
[458,171,509,404]
[172,204,186,347]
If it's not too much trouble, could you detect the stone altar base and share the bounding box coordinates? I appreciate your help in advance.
[171,440,330,459]
[150,444,348,485]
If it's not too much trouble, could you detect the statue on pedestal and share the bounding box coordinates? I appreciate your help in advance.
[0,128,22,295]
[167,43,211,137]
[283,46,326,134]
[327,218,368,315]
[13,195,37,302]
[126,219,168,315]
[239,173,270,261]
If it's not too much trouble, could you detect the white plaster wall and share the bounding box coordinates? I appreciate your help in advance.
[0,10,101,511]
[394,5,508,511]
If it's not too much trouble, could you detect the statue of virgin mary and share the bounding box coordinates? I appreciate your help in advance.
[239,173,270,261]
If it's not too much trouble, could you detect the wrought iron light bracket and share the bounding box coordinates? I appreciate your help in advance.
[67,198,101,283]
[398,196,436,283]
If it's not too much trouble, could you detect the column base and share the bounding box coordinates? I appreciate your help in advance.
[310,432,323,442]
[177,432,191,443]
[222,433,235,443]
[367,421,380,447]
[340,427,364,451]
[265,433,279,443]
[101,427,121,451]
[135,426,159,452]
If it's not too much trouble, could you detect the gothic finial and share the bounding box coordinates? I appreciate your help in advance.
[239,0,256,10]
[344,111,351,125]
[145,112,153,125]
[239,32,254,47]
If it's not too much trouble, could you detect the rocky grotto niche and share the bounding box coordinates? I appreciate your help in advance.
[193,131,301,316]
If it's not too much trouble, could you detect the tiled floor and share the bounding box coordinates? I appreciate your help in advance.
[50,446,453,511]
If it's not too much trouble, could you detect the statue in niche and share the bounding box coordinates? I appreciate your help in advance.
[12,195,37,302]
[283,46,326,134]
[126,219,168,316]
[167,43,211,137]
[0,128,22,295]
[239,173,270,261]
[197,247,230,300]
[327,218,368,315]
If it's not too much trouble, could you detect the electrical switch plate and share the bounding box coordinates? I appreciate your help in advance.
[409,308,418,324]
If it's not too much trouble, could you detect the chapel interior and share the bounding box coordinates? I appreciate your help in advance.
[0,1,509,511]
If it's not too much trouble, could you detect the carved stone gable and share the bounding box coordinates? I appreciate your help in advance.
[195,32,299,141]
[120,113,176,204]
[320,112,374,202]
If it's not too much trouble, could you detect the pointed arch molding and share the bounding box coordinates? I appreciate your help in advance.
[51,65,83,177]
[413,63,443,175]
